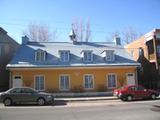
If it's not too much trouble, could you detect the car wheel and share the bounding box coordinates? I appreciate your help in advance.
[127,95,133,101]
[3,98,12,106]
[37,98,45,106]
[151,94,156,100]
[120,97,126,101]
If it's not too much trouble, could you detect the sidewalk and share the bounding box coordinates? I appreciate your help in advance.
[55,96,117,102]
[53,91,117,102]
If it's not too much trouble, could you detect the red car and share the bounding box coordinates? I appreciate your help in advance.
[114,85,159,101]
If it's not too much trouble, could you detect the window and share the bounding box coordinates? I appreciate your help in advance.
[130,50,134,57]
[128,86,136,91]
[59,75,70,91]
[22,88,36,93]
[137,86,144,91]
[82,51,93,62]
[35,50,46,62]
[84,74,94,89]
[107,74,116,88]
[106,50,115,61]
[59,51,70,62]
[157,45,160,57]
[35,75,45,91]
[139,47,144,56]
[10,88,22,93]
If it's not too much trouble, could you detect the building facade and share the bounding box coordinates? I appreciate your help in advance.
[125,29,160,89]
[7,36,140,92]
[0,27,19,91]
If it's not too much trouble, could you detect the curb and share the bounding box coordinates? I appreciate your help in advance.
[55,96,118,102]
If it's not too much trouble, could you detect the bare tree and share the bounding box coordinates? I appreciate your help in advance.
[122,27,142,44]
[85,19,91,42]
[23,23,57,42]
[106,31,120,42]
[107,27,143,44]
[72,19,91,42]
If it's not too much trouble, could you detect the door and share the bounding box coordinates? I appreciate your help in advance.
[127,73,135,85]
[136,86,148,98]
[12,76,22,88]
[21,88,38,102]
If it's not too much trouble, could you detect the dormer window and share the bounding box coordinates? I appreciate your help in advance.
[102,50,115,61]
[35,49,46,62]
[59,50,70,62]
[81,50,93,62]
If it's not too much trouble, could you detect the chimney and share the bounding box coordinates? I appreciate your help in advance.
[114,36,121,45]
[22,36,29,45]
[69,29,77,44]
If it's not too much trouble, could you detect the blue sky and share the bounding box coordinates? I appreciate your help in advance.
[0,0,160,43]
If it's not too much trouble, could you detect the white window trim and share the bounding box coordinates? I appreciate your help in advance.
[107,73,117,89]
[82,51,93,62]
[59,51,70,62]
[35,50,46,62]
[59,74,70,91]
[34,75,45,91]
[105,50,115,61]
[83,74,94,90]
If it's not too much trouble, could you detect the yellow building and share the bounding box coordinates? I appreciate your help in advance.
[7,36,140,92]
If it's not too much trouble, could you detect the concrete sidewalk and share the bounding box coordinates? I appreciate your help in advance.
[55,96,117,102]
[53,91,117,102]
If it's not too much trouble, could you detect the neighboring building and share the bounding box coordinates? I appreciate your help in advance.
[7,34,140,92]
[0,27,19,91]
[125,29,160,89]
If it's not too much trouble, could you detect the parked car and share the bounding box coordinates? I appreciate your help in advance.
[0,87,54,106]
[114,85,159,101]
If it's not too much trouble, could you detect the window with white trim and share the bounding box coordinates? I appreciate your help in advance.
[82,51,93,62]
[106,50,115,61]
[35,75,45,91]
[84,74,94,89]
[107,74,116,88]
[59,75,70,91]
[59,51,70,62]
[35,50,46,62]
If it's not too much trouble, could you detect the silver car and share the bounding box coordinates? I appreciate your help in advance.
[0,87,54,106]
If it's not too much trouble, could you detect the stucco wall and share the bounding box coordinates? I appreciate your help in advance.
[11,67,137,92]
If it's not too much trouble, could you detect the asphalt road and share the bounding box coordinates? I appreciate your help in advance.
[0,99,160,120]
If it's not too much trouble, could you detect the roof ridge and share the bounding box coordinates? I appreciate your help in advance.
[27,41,115,44]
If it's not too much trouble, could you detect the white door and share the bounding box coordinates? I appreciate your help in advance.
[13,76,22,87]
[127,73,135,85]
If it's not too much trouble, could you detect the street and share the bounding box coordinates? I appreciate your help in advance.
[0,99,160,120]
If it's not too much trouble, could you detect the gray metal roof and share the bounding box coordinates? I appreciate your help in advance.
[7,41,140,68]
